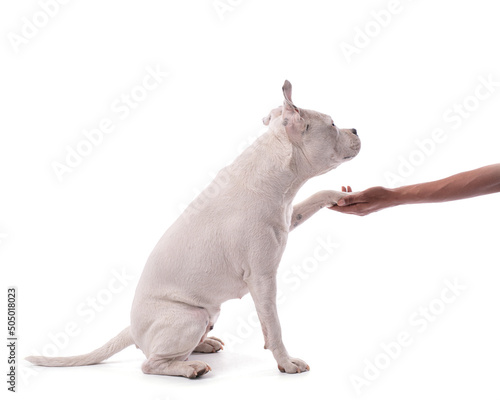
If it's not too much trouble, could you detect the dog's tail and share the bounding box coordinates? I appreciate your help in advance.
[25,326,133,367]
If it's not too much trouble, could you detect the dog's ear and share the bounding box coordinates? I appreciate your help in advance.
[282,80,306,142]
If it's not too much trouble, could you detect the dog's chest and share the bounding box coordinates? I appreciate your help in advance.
[271,203,293,246]
[284,203,293,228]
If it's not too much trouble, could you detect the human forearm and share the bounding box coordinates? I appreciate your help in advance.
[393,164,500,205]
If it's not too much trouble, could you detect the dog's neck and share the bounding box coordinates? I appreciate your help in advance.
[224,128,310,205]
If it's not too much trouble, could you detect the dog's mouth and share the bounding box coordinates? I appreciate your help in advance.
[343,145,361,160]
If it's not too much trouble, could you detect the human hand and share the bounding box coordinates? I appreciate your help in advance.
[327,186,397,216]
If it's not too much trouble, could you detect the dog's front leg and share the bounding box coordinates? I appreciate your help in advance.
[246,273,309,373]
[289,190,350,231]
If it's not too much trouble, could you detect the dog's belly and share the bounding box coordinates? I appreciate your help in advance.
[161,258,250,305]
[135,238,251,309]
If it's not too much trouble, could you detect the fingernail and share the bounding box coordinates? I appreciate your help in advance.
[338,199,345,206]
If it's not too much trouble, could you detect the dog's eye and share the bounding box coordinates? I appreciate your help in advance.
[331,121,335,127]
[305,124,309,131]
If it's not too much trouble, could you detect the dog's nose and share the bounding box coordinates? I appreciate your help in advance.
[352,129,358,136]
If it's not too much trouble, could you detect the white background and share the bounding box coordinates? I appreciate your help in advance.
[1,0,500,399]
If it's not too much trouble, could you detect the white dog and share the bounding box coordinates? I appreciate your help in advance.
[27,81,361,378]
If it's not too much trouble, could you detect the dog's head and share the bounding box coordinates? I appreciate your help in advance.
[263,80,361,177]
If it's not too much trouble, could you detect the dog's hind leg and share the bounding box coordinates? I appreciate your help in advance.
[192,311,223,353]
[133,301,213,378]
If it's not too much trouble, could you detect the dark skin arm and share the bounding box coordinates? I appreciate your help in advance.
[329,164,500,216]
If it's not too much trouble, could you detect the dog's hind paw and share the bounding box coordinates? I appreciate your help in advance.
[193,337,224,353]
[185,361,211,378]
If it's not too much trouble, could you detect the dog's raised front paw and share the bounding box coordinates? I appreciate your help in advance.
[193,336,225,353]
[277,357,310,374]
[325,190,353,207]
